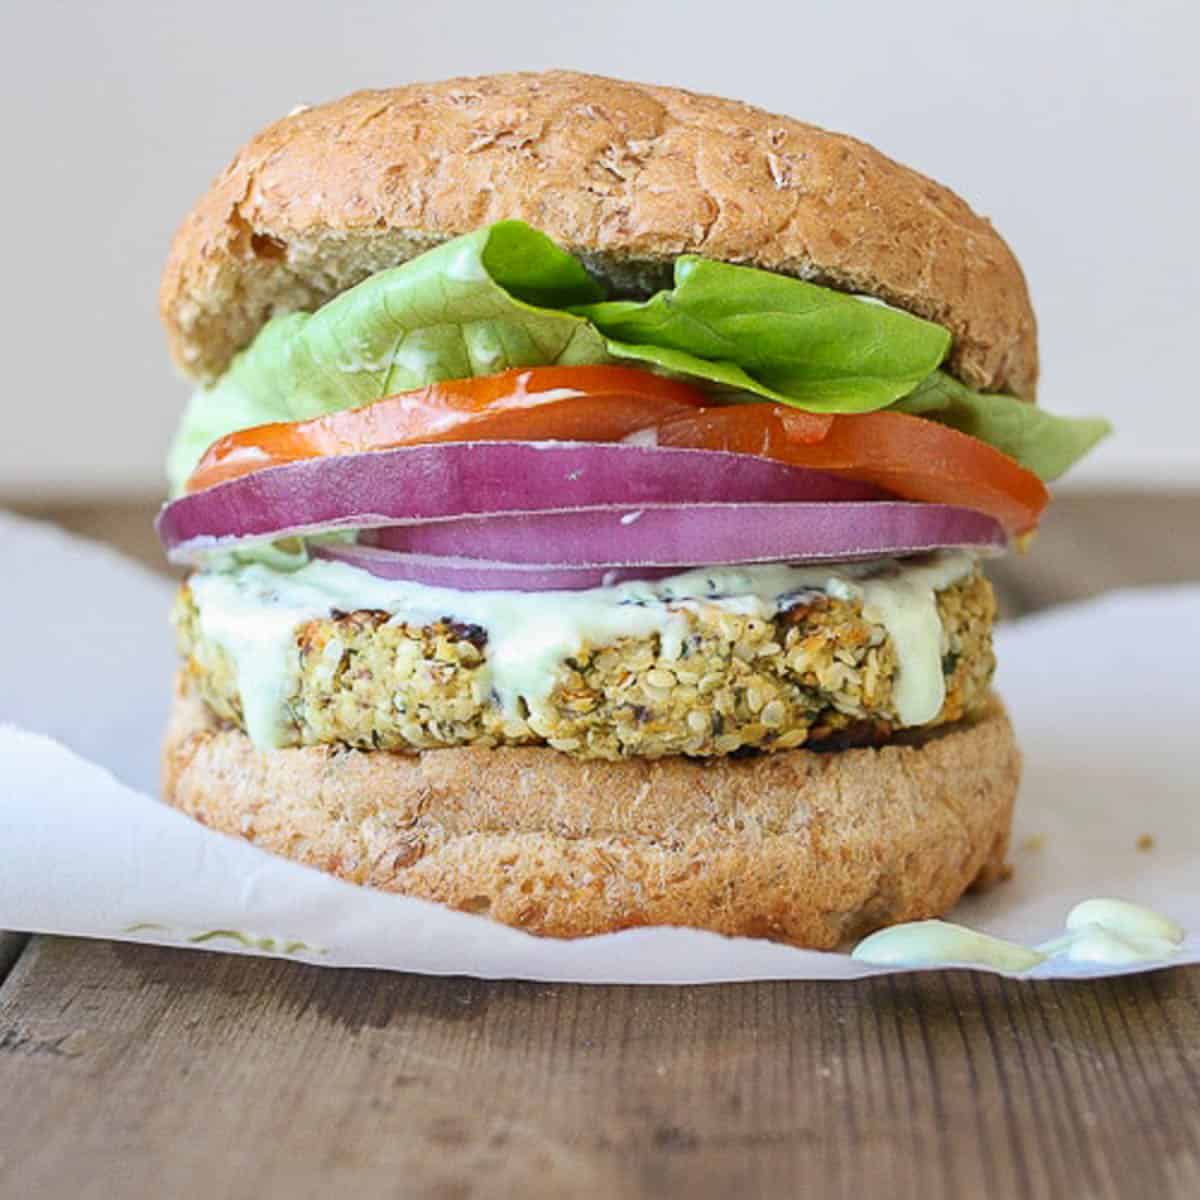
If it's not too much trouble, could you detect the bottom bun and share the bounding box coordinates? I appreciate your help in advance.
[163,675,1019,949]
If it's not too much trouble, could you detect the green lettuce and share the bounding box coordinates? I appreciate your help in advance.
[575,257,951,411]
[168,219,1109,493]
[894,372,1112,481]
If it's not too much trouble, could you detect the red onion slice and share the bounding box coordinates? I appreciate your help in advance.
[157,441,886,565]
[311,501,1005,591]
[371,502,1006,565]
[311,544,682,591]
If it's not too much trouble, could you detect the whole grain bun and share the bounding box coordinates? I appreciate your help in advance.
[161,70,1037,400]
[163,676,1018,949]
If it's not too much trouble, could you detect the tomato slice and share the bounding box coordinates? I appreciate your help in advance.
[656,404,1048,533]
[185,366,711,493]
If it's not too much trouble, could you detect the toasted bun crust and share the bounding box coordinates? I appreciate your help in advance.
[161,70,1037,400]
[162,676,1018,948]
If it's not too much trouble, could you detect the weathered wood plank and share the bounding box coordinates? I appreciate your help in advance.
[0,938,1196,1199]
[988,492,1200,614]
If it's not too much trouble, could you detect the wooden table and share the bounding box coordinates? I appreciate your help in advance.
[3,493,1199,1199]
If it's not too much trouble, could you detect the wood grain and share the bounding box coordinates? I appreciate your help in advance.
[988,492,1200,613]
[0,939,1197,1199]
[1,493,1198,1199]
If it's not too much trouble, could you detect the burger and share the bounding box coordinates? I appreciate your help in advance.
[156,71,1108,948]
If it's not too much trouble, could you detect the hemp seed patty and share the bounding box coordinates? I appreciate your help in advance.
[174,565,996,761]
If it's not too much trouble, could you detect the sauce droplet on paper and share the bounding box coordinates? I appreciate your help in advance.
[852,920,1043,971]
[851,898,1185,972]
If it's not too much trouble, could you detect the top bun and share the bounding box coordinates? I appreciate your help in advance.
[161,70,1038,399]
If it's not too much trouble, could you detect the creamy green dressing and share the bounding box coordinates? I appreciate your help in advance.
[852,899,1186,972]
[188,550,973,750]
[859,569,951,727]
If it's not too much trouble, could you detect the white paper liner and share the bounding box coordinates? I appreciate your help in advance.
[2,510,1196,981]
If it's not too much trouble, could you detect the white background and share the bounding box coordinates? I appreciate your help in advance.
[1,0,1196,499]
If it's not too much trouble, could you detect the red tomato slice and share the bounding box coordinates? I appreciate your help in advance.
[185,366,710,493]
[656,404,1048,533]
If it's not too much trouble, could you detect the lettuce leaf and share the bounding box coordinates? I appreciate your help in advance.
[167,219,1109,493]
[894,372,1112,481]
[577,257,951,411]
